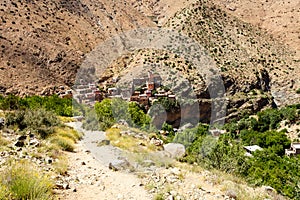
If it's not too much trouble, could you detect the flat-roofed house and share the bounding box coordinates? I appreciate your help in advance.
[285,143,300,156]
[244,145,263,157]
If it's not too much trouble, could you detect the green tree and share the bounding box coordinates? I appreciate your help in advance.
[94,99,115,130]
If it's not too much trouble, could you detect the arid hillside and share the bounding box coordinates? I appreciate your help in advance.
[212,0,300,57]
[0,0,154,95]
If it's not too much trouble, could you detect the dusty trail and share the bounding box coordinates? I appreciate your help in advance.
[56,122,152,200]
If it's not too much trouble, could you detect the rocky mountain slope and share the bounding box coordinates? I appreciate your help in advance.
[164,0,300,106]
[97,0,299,122]
[1,0,299,110]
[0,0,154,96]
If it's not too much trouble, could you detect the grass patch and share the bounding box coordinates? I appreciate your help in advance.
[43,143,62,159]
[47,126,82,153]
[49,136,75,152]
[0,134,9,146]
[106,128,158,153]
[0,160,54,200]
[58,116,75,123]
[57,126,83,141]
[221,181,270,200]
[53,155,68,175]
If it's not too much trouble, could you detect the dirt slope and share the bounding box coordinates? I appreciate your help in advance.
[0,0,154,95]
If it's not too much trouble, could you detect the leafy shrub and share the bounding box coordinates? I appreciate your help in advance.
[181,105,300,198]
[245,150,300,198]
[0,95,22,110]
[240,129,290,156]
[0,160,53,200]
[23,109,60,138]
[257,109,282,131]
[94,99,115,130]
[91,99,151,131]
[82,106,99,130]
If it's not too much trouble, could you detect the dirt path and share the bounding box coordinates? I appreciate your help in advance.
[56,123,152,200]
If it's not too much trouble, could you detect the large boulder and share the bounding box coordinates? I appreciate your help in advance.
[163,143,186,159]
[109,157,131,171]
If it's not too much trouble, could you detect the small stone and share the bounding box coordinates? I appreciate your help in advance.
[225,190,237,200]
[63,183,70,190]
[167,195,174,200]
[72,188,77,192]
[45,158,53,164]
[81,161,86,165]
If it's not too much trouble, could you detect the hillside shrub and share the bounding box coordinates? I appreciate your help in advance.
[5,108,60,138]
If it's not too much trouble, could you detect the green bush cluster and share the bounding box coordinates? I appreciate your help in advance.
[5,108,60,138]
[0,95,77,117]
[180,105,300,199]
[84,98,152,131]
[153,97,180,112]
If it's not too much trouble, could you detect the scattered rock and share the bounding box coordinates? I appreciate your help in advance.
[150,138,163,146]
[85,150,91,153]
[29,138,40,147]
[262,185,276,194]
[178,123,193,132]
[15,140,25,147]
[56,183,70,190]
[117,119,129,126]
[45,157,53,164]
